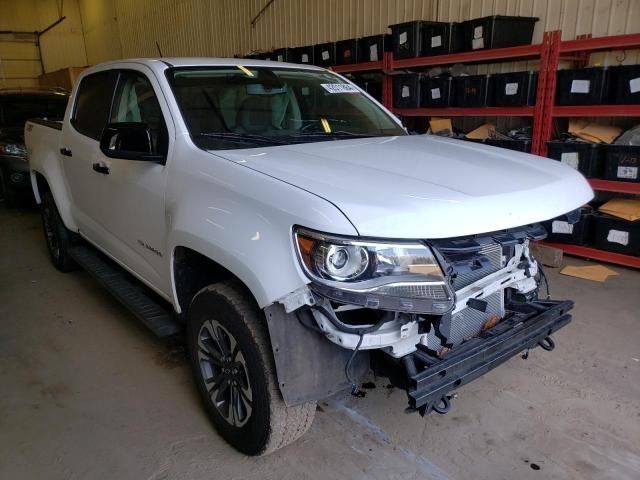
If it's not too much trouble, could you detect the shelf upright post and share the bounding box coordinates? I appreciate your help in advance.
[537,30,562,157]
[382,51,393,109]
[532,31,552,155]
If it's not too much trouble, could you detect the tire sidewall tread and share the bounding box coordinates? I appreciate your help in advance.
[187,281,315,455]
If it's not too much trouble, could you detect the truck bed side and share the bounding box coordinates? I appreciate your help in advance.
[25,119,77,231]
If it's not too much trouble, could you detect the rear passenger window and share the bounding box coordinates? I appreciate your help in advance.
[72,71,116,140]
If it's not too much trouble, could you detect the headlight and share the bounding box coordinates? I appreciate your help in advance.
[0,143,26,157]
[294,227,454,314]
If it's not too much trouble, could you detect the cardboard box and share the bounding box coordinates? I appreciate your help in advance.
[38,66,88,92]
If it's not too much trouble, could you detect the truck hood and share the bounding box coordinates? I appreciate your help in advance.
[214,135,593,239]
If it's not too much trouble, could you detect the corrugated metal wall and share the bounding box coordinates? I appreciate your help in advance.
[0,0,636,84]
[77,0,640,65]
[0,0,87,88]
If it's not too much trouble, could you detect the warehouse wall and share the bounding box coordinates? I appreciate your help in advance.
[76,0,640,64]
[0,0,87,88]
[6,0,635,83]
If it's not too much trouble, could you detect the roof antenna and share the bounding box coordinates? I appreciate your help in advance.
[156,41,163,58]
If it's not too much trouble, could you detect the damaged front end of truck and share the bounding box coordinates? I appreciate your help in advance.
[265,223,573,416]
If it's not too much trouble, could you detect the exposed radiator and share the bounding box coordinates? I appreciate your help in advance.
[424,291,505,349]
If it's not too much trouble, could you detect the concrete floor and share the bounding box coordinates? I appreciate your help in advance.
[1,204,639,480]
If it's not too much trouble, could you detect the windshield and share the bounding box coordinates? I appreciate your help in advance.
[166,66,406,150]
[0,95,68,128]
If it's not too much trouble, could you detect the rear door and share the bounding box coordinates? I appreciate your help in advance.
[60,69,118,243]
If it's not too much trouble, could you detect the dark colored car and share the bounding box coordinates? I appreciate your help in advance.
[0,89,68,206]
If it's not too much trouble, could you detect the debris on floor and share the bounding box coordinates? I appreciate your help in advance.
[559,264,619,282]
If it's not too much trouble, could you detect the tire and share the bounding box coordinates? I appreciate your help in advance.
[0,168,18,208]
[41,192,77,272]
[187,281,316,455]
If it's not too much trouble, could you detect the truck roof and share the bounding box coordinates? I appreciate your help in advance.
[84,57,325,72]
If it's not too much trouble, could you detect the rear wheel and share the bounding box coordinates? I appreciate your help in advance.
[0,168,18,208]
[187,281,316,455]
[41,192,77,272]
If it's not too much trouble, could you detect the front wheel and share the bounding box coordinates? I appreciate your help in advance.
[187,281,316,455]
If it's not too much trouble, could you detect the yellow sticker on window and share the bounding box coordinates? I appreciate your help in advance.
[320,118,331,133]
[237,65,255,77]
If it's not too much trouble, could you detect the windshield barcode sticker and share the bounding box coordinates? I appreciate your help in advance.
[431,88,441,99]
[321,83,361,94]
[630,77,640,93]
[431,35,442,48]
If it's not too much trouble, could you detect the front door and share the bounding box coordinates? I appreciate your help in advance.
[61,66,174,297]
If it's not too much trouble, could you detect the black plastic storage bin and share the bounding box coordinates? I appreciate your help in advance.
[556,68,610,105]
[352,74,383,102]
[453,75,494,107]
[421,76,453,107]
[393,73,423,108]
[244,52,270,60]
[547,141,603,178]
[610,65,640,104]
[335,39,359,65]
[272,48,290,62]
[420,22,463,56]
[461,16,538,51]
[544,208,594,245]
[603,145,640,182]
[313,42,336,67]
[485,138,532,152]
[358,34,390,62]
[390,21,423,59]
[593,214,640,256]
[290,46,314,65]
[493,71,537,106]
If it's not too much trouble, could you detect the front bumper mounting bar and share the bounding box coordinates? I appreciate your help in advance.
[403,299,573,414]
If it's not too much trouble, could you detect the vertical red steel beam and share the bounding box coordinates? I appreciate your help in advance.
[531,31,552,155]
[536,30,561,157]
[382,51,393,109]
[574,33,592,68]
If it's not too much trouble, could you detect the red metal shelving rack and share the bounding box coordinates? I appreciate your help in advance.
[539,242,640,269]
[393,107,535,117]
[329,52,394,108]
[387,32,557,155]
[587,179,640,195]
[328,33,640,268]
[536,32,640,268]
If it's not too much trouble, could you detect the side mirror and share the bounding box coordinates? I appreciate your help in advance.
[99,122,165,163]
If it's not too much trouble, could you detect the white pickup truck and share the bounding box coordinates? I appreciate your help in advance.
[25,58,592,455]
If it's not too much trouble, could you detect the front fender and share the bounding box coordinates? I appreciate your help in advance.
[165,146,358,310]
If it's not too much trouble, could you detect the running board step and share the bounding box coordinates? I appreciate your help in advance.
[68,246,181,337]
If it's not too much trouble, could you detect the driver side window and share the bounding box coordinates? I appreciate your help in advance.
[111,70,168,155]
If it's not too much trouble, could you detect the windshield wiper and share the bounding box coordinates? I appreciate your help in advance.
[196,132,289,145]
[285,131,379,139]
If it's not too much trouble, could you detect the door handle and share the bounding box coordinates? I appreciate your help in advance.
[60,147,72,157]
[92,162,110,175]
